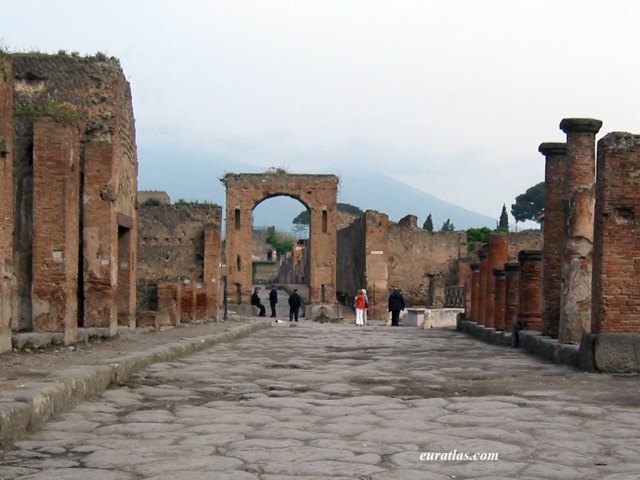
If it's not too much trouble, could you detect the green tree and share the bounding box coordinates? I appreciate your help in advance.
[511,182,545,224]
[292,203,364,225]
[497,204,509,231]
[466,227,493,248]
[266,226,294,256]
[440,218,455,232]
[423,213,434,232]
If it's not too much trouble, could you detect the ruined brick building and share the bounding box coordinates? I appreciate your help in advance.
[137,194,222,326]
[465,117,640,372]
[0,51,138,351]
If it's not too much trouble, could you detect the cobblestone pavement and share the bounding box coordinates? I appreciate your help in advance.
[2,321,640,479]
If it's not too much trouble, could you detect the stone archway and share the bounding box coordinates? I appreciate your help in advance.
[224,172,338,308]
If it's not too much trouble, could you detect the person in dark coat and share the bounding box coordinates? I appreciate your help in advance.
[251,287,266,317]
[388,287,405,326]
[269,286,278,318]
[288,289,302,322]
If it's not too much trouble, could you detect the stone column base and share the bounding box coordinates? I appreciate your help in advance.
[580,332,640,373]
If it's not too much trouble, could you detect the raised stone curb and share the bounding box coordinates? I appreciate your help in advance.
[457,318,579,368]
[0,321,270,447]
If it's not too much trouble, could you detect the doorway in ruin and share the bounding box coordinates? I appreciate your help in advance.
[224,173,338,308]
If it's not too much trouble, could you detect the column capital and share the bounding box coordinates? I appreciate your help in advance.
[538,142,567,157]
[518,249,543,262]
[559,118,603,135]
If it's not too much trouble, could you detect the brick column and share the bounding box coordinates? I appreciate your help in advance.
[539,142,567,338]
[458,261,472,314]
[484,234,509,329]
[469,262,480,321]
[505,262,521,332]
[83,141,118,333]
[180,282,196,321]
[493,267,507,331]
[592,133,640,334]
[31,118,80,343]
[158,281,181,326]
[558,118,602,343]
[477,249,488,326]
[518,250,542,331]
[204,223,221,320]
[0,52,13,353]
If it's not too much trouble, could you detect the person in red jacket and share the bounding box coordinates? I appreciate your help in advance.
[353,289,368,326]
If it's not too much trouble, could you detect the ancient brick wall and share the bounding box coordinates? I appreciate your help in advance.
[138,190,171,206]
[507,231,543,261]
[12,52,138,333]
[137,202,222,318]
[336,215,366,303]
[0,51,13,352]
[387,217,467,306]
[592,133,640,333]
[31,118,80,341]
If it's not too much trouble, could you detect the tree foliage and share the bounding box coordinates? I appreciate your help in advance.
[266,226,294,256]
[466,227,493,246]
[440,218,455,232]
[498,204,509,231]
[292,203,364,225]
[511,182,545,224]
[423,213,433,232]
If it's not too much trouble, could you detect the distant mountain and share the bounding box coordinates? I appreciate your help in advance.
[137,145,496,232]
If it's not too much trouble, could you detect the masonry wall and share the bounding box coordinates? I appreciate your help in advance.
[592,133,640,333]
[0,52,14,352]
[388,219,467,306]
[336,215,366,303]
[12,52,138,334]
[31,118,80,341]
[508,231,543,261]
[137,202,222,319]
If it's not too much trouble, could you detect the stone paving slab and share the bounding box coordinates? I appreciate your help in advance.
[0,320,270,447]
[2,321,640,479]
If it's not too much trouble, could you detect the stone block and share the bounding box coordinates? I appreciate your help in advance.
[594,333,640,373]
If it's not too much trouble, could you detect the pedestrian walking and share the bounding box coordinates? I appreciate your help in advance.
[353,289,368,326]
[388,287,405,326]
[269,285,278,318]
[288,289,301,322]
[251,287,266,317]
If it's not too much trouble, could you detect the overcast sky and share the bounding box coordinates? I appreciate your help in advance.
[2,0,639,220]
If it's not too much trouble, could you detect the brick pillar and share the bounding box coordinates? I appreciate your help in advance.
[158,281,181,326]
[204,223,221,320]
[493,267,507,331]
[539,142,567,338]
[470,263,480,322]
[559,118,602,343]
[180,282,196,321]
[458,261,472,316]
[83,141,118,333]
[592,133,640,334]
[0,52,13,353]
[505,262,520,332]
[477,248,488,326]
[518,250,542,331]
[484,234,509,329]
[31,118,80,343]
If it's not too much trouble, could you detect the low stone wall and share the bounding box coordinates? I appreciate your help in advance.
[403,308,463,329]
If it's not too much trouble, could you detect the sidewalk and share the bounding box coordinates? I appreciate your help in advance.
[0,318,271,447]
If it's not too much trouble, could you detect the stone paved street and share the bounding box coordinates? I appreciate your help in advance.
[2,321,640,479]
